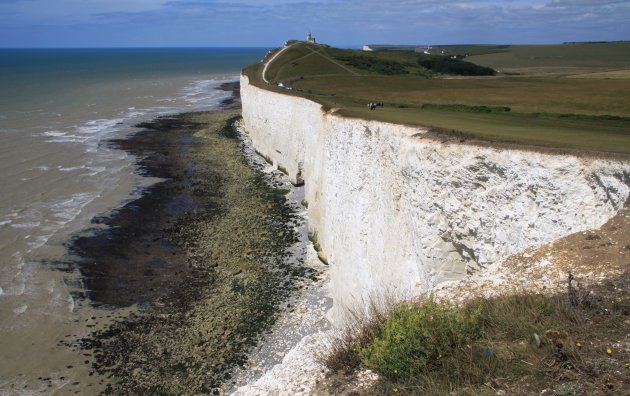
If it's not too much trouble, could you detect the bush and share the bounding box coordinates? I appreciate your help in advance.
[418,55,496,76]
[531,112,628,122]
[322,273,629,395]
[421,103,511,113]
[360,297,482,381]
[336,55,410,75]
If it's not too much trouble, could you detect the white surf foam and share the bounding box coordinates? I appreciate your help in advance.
[11,222,41,229]
[180,77,238,110]
[78,118,123,135]
[41,131,66,137]
[45,135,89,144]
[58,165,86,172]
[1,74,240,319]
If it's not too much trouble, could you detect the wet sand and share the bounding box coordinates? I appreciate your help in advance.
[51,87,317,394]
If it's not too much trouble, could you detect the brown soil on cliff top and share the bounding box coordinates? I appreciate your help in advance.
[433,202,630,395]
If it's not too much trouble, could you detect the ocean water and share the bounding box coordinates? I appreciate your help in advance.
[0,47,267,392]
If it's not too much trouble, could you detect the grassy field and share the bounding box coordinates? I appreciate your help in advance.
[290,75,630,115]
[568,69,630,79]
[464,42,630,76]
[243,42,630,155]
[265,45,355,82]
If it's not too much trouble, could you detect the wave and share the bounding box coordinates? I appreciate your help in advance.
[1,75,238,304]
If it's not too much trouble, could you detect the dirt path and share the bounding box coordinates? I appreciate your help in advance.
[262,42,300,84]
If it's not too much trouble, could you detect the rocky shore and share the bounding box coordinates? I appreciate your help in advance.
[231,202,630,395]
[59,87,320,394]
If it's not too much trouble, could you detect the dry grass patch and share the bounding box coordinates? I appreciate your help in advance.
[568,69,630,79]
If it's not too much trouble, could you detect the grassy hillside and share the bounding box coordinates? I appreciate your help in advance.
[243,41,630,156]
[264,45,355,83]
[464,42,630,75]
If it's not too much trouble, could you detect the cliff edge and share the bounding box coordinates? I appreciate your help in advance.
[240,73,630,324]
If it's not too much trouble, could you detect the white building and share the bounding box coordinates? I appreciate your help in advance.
[306,32,316,44]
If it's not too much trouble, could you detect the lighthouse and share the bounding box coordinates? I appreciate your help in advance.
[306,31,316,44]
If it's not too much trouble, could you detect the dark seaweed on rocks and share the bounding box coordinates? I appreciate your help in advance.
[67,110,317,394]
[67,116,214,308]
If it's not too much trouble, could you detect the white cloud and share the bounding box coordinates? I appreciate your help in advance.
[3,0,167,23]
[1,0,628,45]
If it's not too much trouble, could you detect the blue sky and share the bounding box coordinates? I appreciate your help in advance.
[1,0,629,47]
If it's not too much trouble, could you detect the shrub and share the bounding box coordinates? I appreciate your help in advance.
[336,55,410,75]
[421,103,511,113]
[321,295,396,373]
[360,297,482,381]
[531,112,628,122]
[322,273,625,395]
[418,55,496,76]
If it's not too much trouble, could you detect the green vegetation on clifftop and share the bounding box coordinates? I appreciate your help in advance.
[323,273,630,395]
[243,41,630,155]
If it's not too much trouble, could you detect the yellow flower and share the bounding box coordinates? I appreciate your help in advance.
[393,388,399,393]
[575,341,582,348]
[606,347,613,356]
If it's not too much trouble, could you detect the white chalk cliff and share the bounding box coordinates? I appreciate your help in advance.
[240,74,630,324]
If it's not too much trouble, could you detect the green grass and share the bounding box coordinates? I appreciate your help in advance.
[360,297,483,382]
[327,48,431,76]
[290,75,630,116]
[329,105,630,154]
[323,273,630,395]
[429,44,513,57]
[264,43,356,84]
[465,42,630,75]
[243,42,630,155]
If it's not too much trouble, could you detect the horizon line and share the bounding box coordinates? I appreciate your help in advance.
[2,39,628,50]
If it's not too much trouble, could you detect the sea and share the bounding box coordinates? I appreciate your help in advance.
[0,47,268,393]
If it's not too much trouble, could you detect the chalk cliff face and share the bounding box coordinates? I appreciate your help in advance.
[241,74,630,323]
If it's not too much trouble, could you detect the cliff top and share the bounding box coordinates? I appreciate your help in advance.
[243,41,630,157]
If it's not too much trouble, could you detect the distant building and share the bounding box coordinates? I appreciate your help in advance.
[306,32,316,44]
[363,45,374,51]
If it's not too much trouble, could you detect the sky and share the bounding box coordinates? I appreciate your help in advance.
[0,0,629,48]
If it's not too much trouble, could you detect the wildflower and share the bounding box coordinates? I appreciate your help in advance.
[393,387,399,393]
[606,347,613,356]
[575,341,582,348]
